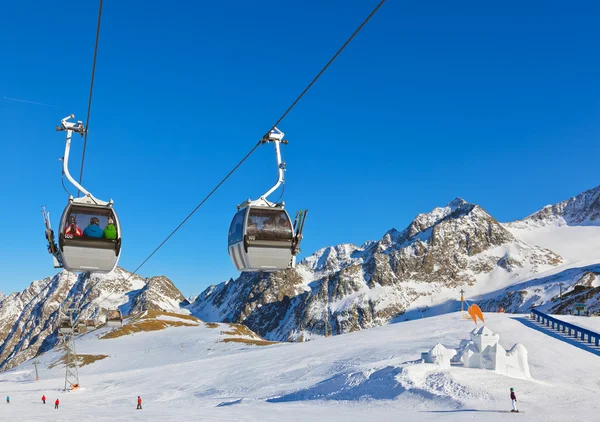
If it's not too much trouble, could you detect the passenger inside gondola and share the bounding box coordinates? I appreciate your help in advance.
[64,215,82,238]
[64,209,118,241]
[104,217,117,239]
[83,217,104,238]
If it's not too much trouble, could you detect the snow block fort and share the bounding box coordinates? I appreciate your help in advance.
[421,306,531,379]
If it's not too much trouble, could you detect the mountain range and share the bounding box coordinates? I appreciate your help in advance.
[1,185,598,370]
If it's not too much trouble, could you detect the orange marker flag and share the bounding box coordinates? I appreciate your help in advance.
[472,304,485,324]
[467,305,477,325]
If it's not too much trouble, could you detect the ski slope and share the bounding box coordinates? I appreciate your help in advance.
[1,312,599,421]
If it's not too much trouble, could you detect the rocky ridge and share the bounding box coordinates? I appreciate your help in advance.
[0,268,186,371]
[508,185,600,229]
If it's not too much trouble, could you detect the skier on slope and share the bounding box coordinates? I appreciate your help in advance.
[137,396,142,410]
[6,396,9,404]
[42,394,46,404]
[510,387,518,413]
[55,398,60,409]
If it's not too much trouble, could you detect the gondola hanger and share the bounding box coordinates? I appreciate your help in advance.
[228,128,307,272]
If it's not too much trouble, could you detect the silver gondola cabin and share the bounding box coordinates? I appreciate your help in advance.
[228,128,307,272]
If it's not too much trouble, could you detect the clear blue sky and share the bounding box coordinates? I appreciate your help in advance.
[1,1,599,297]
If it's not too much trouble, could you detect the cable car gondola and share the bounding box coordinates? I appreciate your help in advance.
[44,115,122,273]
[228,128,307,272]
[106,309,123,327]
[57,307,74,335]
[58,318,73,335]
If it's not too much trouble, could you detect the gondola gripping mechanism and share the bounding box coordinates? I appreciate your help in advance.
[56,115,111,206]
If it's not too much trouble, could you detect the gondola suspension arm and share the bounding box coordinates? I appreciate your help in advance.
[57,115,110,206]
[260,128,287,203]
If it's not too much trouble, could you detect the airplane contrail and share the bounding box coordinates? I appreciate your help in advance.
[3,96,63,108]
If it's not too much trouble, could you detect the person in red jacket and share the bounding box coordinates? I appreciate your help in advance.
[41,395,46,404]
[510,388,518,413]
[137,396,142,410]
[64,216,82,238]
[54,398,59,409]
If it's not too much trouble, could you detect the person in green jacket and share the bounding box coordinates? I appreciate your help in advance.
[104,217,117,240]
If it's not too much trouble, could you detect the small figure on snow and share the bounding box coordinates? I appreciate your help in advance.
[137,396,142,410]
[6,395,9,404]
[55,398,60,409]
[510,387,518,413]
[42,394,46,404]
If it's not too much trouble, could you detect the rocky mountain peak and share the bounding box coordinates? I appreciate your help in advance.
[302,244,363,273]
[129,275,189,314]
[403,198,477,239]
[510,185,600,228]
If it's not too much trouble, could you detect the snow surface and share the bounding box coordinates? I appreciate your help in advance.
[1,312,599,421]
[507,225,600,263]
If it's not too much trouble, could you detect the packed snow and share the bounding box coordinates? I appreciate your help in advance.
[1,312,599,421]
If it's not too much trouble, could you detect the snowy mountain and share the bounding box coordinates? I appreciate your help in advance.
[190,198,562,341]
[0,268,186,371]
[475,185,600,314]
[508,185,600,229]
[2,185,598,373]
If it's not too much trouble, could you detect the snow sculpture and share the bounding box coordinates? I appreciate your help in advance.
[422,326,530,379]
[455,326,530,378]
[505,343,531,378]
[421,343,456,368]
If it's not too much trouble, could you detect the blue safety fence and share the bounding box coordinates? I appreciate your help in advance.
[530,309,600,347]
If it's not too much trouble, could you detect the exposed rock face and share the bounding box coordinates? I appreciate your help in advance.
[129,276,189,314]
[0,268,186,371]
[509,185,600,228]
[191,199,562,341]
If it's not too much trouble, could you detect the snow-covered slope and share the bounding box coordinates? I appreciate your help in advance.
[1,312,599,421]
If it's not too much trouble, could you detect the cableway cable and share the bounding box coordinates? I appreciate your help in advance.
[78,0,104,197]
[83,0,388,304]
[265,0,387,137]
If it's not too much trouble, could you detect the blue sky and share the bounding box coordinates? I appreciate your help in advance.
[1,1,599,297]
